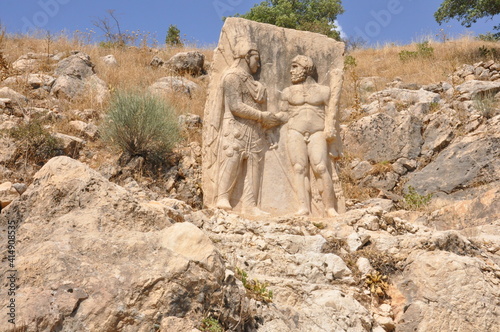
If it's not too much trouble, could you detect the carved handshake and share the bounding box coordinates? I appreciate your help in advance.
[260,111,281,129]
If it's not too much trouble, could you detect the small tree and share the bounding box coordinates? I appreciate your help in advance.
[101,90,181,163]
[166,24,182,46]
[234,0,344,40]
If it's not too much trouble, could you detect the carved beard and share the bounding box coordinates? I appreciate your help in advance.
[291,71,307,84]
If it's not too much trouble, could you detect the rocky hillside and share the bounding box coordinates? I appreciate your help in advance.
[0,36,499,331]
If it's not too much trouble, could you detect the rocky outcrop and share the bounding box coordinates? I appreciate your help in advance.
[0,157,253,332]
[149,76,199,96]
[343,113,423,163]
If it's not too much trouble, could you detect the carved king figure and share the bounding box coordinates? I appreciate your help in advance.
[207,42,280,216]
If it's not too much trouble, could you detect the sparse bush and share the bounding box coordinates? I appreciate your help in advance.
[9,120,62,165]
[473,92,498,118]
[101,90,181,162]
[200,316,224,332]
[235,267,273,303]
[403,185,433,210]
[399,41,434,62]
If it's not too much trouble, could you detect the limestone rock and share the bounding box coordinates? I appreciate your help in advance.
[396,250,500,331]
[149,76,199,95]
[51,74,85,99]
[84,75,109,103]
[406,129,500,195]
[343,113,423,163]
[455,80,500,101]
[68,120,99,139]
[165,51,205,76]
[100,54,118,66]
[0,181,19,208]
[369,88,440,105]
[421,112,459,156]
[52,133,86,156]
[0,157,248,332]
[3,73,55,89]
[0,87,28,104]
[54,52,95,79]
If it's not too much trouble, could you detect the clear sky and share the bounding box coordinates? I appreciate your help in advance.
[0,0,498,47]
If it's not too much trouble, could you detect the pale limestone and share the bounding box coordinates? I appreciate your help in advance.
[203,17,345,217]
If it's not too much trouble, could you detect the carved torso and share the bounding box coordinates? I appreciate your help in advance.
[283,83,330,135]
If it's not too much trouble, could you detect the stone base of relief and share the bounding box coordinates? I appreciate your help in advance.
[203,18,345,217]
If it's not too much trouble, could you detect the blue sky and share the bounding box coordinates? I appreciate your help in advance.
[0,0,498,47]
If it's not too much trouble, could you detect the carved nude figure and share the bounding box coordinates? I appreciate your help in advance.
[277,55,340,217]
[211,43,280,216]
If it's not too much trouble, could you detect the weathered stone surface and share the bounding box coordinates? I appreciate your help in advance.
[69,120,99,139]
[369,88,440,105]
[406,129,500,195]
[84,74,109,103]
[100,54,118,66]
[149,76,199,95]
[165,51,205,76]
[51,74,85,99]
[0,136,17,164]
[0,157,249,332]
[343,113,423,163]
[3,73,56,89]
[52,133,86,156]
[203,17,345,217]
[395,250,500,331]
[455,80,500,100]
[421,112,459,155]
[0,87,28,104]
[0,181,19,208]
[54,52,95,79]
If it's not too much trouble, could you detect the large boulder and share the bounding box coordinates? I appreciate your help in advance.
[455,80,500,101]
[343,113,423,163]
[0,157,249,331]
[54,52,95,79]
[149,76,199,96]
[165,51,205,76]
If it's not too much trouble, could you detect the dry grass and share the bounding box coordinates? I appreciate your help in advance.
[341,37,500,110]
[1,32,212,117]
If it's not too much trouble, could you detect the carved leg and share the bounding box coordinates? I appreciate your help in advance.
[241,154,269,217]
[287,130,310,215]
[216,154,240,210]
[309,132,338,216]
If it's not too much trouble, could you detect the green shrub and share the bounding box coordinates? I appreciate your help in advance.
[235,267,273,303]
[101,90,181,161]
[404,185,433,210]
[200,316,224,332]
[9,120,62,165]
[399,41,434,62]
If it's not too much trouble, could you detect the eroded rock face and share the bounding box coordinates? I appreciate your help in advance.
[0,157,250,331]
[343,113,423,163]
[396,250,500,332]
[165,51,205,76]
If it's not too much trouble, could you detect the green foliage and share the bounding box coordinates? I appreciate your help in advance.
[399,41,434,62]
[234,0,344,40]
[200,316,224,332]
[404,186,433,210]
[478,45,500,60]
[344,55,357,69]
[235,267,273,303]
[9,120,62,165]
[101,90,181,162]
[435,0,500,27]
[166,24,183,46]
[477,32,500,42]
